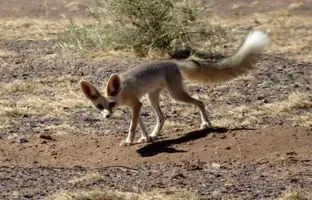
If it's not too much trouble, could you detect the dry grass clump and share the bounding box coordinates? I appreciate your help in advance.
[0,81,39,95]
[0,18,94,40]
[0,75,86,129]
[49,188,312,200]
[264,92,312,114]
[206,9,312,61]
[68,172,104,185]
[0,49,17,57]
[55,173,201,200]
[278,189,312,200]
[211,92,312,128]
[51,190,129,200]
[50,189,201,200]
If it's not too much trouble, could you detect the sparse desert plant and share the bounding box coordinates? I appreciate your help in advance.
[59,0,227,56]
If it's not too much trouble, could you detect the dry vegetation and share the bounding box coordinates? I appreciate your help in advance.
[50,189,312,200]
[0,75,85,132]
[0,7,311,129]
[1,6,311,60]
[56,172,201,199]
[0,19,67,40]
[51,173,312,200]
[50,189,202,200]
[211,91,312,128]
[206,10,312,62]
[48,171,312,200]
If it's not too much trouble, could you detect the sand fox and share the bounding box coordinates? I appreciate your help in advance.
[80,31,268,146]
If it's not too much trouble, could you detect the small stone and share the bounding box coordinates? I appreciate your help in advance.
[39,134,54,141]
[220,135,226,139]
[23,194,33,199]
[40,140,48,144]
[18,137,29,144]
[286,151,297,155]
[211,162,221,170]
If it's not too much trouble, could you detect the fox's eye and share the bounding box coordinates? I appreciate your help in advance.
[108,102,116,109]
[96,104,104,110]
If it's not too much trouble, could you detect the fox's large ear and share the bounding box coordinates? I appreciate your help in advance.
[80,80,101,100]
[106,73,120,96]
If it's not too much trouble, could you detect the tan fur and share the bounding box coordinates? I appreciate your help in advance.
[80,31,268,146]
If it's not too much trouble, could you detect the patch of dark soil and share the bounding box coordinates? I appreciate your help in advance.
[0,40,137,83]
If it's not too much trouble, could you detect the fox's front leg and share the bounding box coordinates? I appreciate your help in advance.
[120,101,142,146]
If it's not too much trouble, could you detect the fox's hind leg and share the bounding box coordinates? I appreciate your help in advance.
[136,117,151,143]
[167,79,211,129]
[148,89,165,141]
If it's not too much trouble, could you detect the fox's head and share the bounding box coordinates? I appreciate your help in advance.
[80,74,121,119]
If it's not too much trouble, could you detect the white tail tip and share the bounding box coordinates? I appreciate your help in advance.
[243,30,269,52]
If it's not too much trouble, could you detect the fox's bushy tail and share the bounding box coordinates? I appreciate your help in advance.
[176,31,268,82]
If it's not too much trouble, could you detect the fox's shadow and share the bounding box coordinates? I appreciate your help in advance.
[136,127,254,157]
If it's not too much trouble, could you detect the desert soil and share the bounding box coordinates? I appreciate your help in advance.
[0,0,312,200]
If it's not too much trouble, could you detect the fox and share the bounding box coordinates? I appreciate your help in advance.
[80,30,268,146]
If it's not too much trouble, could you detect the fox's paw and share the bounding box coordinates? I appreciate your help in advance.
[149,135,158,142]
[137,136,151,143]
[120,139,133,146]
[200,122,211,129]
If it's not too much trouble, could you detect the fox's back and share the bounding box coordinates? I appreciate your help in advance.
[120,60,181,97]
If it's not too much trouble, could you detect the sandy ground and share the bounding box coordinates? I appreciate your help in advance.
[0,0,311,199]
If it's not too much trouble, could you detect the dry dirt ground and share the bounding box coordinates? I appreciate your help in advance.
[0,0,312,200]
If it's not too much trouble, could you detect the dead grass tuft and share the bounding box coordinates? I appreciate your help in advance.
[50,189,201,200]
[0,18,94,40]
[68,172,104,185]
[0,49,17,57]
[249,1,259,8]
[50,190,129,200]
[207,10,312,61]
[49,188,312,200]
[211,92,312,128]
[265,92,312,113]
[278,189,312,200]
[0,75,86,130]
[0,80,39,95]
[288,3,305,11]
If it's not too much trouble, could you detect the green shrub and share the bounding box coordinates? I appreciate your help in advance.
[59,0,228,57]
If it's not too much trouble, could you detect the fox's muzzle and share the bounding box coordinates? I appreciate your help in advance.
[101,109,111,118]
